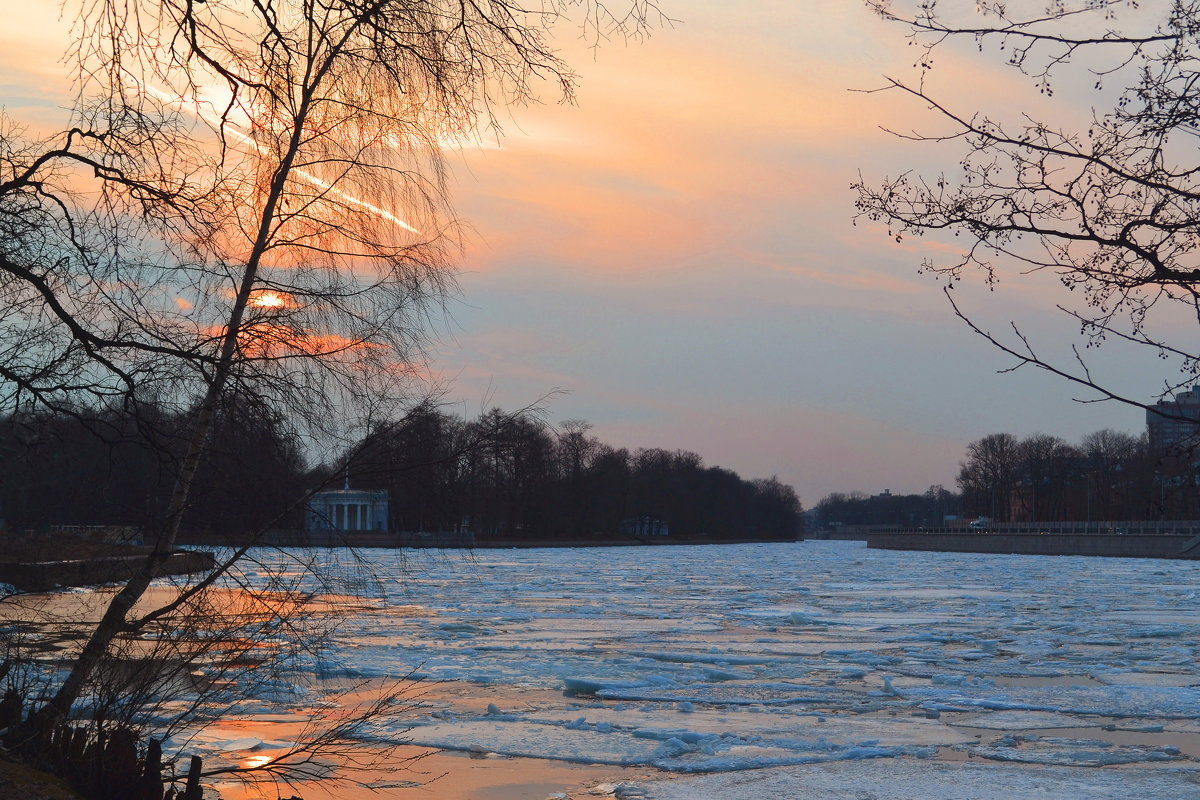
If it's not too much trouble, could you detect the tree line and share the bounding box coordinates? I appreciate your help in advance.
[956,429,1197,523]
[0,403,802,543]
[813,485,960,530]
[0,400,305,539]
[815,427,1198,528]
[353,409,801,541]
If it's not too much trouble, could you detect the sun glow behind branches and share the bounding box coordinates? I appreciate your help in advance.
[248,289,290,309]
[141,84,422,235]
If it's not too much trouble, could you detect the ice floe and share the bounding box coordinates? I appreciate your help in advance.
[200,541,1200,789]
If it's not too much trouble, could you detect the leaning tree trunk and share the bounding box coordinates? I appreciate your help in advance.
[27,121,308,728]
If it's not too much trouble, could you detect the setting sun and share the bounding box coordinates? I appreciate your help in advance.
[248,290,290,309]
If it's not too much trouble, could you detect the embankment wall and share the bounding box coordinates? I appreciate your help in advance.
[0,550,215,591]
[868,531,1200,560]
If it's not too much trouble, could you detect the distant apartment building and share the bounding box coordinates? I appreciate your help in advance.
[1147,385,1200,452]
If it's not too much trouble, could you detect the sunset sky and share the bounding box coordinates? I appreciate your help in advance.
[0,1,1167,503]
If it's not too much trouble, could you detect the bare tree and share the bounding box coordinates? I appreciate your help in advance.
[958,432,1019,521]
[854,1,1200,416]
[1014,433,1076,522]
[0,0,665,791]
[1080,427,1142,519]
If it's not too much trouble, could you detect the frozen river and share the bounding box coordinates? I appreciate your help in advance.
[214,541,1200,797]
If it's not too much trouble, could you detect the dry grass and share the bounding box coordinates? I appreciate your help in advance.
[0,752,84,800]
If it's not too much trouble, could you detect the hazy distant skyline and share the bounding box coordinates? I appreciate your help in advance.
[0,2,1162,502]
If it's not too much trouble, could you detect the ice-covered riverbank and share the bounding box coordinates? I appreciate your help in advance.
[209,540,1200,797]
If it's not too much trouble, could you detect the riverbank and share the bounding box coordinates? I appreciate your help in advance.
[182,529,800,549]
[477,535,798,549]
[0,550,216,591]
[0,756,83,800]
[867,530,1200,559]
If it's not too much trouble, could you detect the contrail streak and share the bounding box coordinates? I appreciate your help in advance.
[143,84,422,235]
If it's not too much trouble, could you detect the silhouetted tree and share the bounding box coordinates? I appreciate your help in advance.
[748,478,803,540]
[586,445,634,534]
[1012,434,1077,522]
[353,405,465,532]
[1080,429,1141,520]
[555,420,601,537]
[958,433,1020,521]
[1,0,667,791]
[184,397,308,539]
[855,1,1200,426]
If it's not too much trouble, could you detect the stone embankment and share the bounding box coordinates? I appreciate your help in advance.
[868,523,1200,560]
[0,550,216,592]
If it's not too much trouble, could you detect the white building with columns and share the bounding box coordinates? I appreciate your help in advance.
[305,486,389,533]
